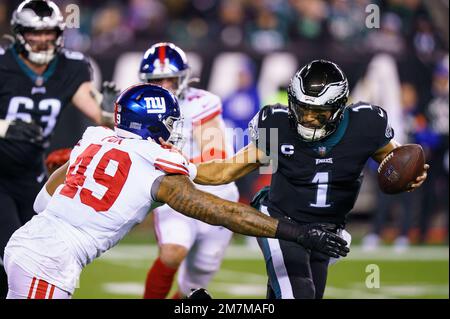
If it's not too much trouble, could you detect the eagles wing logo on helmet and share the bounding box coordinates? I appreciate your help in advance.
[11,0,65,65]
[321,81,349,105]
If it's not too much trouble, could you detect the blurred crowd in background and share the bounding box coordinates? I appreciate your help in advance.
[1,0,448,248]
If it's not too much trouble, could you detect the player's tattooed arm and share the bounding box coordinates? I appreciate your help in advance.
[157,174,350,258]
[194,142,265,185]
[157,174,277,238]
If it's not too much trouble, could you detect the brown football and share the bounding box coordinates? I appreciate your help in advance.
[377,144,425,194]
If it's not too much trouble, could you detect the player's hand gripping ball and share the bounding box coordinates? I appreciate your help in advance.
[378,144,426,194]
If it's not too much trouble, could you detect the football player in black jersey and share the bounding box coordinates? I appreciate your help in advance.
[0,0,115,298]
[193,60,429,299]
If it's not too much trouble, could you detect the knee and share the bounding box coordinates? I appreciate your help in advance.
[159,244,188,269]
[295,277,315,299]
[191,253,221,274]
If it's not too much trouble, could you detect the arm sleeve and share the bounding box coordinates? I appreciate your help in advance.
[33,186,52,214]
[154,150,190,176]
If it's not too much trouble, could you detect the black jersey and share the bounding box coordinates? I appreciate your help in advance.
[249,102,394,225]
[0,46,91,176]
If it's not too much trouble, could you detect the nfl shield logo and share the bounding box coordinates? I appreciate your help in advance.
[318,146,327,156]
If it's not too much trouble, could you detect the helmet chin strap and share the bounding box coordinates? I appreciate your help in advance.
[24,43,56,65]
[297,123,327,142]
[175,69,192,99]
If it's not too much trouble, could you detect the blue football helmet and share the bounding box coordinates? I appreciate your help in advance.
[139,42,190,97]
[114,84,184,145]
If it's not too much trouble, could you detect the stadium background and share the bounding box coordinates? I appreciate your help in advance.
[1,0,448,298]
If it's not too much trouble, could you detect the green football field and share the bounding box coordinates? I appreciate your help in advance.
[73,241,449,299]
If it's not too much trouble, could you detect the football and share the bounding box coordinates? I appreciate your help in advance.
[377,144,425,194]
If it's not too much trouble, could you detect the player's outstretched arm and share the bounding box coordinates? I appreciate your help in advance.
[157,174,350,258]
[194,142,264,185]
[45,161,69,195]
[71,82,115,128]
[371,139,429,190]
[33,161,69,214]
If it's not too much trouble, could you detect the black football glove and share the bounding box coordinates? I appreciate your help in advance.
[4,119,44,145]
[100,81,120,112]
[297,224,350,258]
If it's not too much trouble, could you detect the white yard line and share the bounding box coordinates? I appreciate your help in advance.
[100,245,449,262]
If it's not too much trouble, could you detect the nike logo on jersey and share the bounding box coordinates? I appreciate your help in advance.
[316,158,333,164]
[261,110,268,121]
[31,86,46,95]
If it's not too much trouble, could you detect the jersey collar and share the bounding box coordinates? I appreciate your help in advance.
[11,46,59,87]
[307,108,350,156]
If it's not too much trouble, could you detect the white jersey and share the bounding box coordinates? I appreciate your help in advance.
[180,87,236,194]
[5,126,191,292]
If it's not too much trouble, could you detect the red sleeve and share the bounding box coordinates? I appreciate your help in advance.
[192,105,222,126]
[154,158,189,176]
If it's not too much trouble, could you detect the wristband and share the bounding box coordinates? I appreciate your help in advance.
[188,162,197,181]
[275,219,304,242]
[33,186,52,214]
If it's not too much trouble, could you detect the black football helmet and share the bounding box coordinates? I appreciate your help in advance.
[11,0,65,65]
[186,288,212,299]
[287,60,349,142]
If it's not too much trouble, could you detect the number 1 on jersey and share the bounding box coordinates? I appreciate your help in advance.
[310,172,331,208]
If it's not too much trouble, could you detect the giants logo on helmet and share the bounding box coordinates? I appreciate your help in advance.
[145,97,166,114]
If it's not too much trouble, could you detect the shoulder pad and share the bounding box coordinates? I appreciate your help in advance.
[260,104,289,121]
[62,49,85,61]
[188,89,222,124]
[349,102,389,119]
[154,150,190,176]
[263,104,289,118]
[188,88,219,103]
[81,126,114,142]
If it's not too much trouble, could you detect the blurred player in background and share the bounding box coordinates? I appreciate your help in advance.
[139,42,239,299]
[4,84,348,299]
[193,60,429,299]
[0,0,115,298]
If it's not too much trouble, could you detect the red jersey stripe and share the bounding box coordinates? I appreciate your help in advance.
[48,285,56,299]
[154,163,189,176]
[27,277,37,299]
[155,158,189,173]
[191,104,221,121]
[35,279,49,299]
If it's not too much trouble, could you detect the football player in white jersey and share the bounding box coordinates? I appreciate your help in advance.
[139,43,240,298]
[3,84,349,299]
